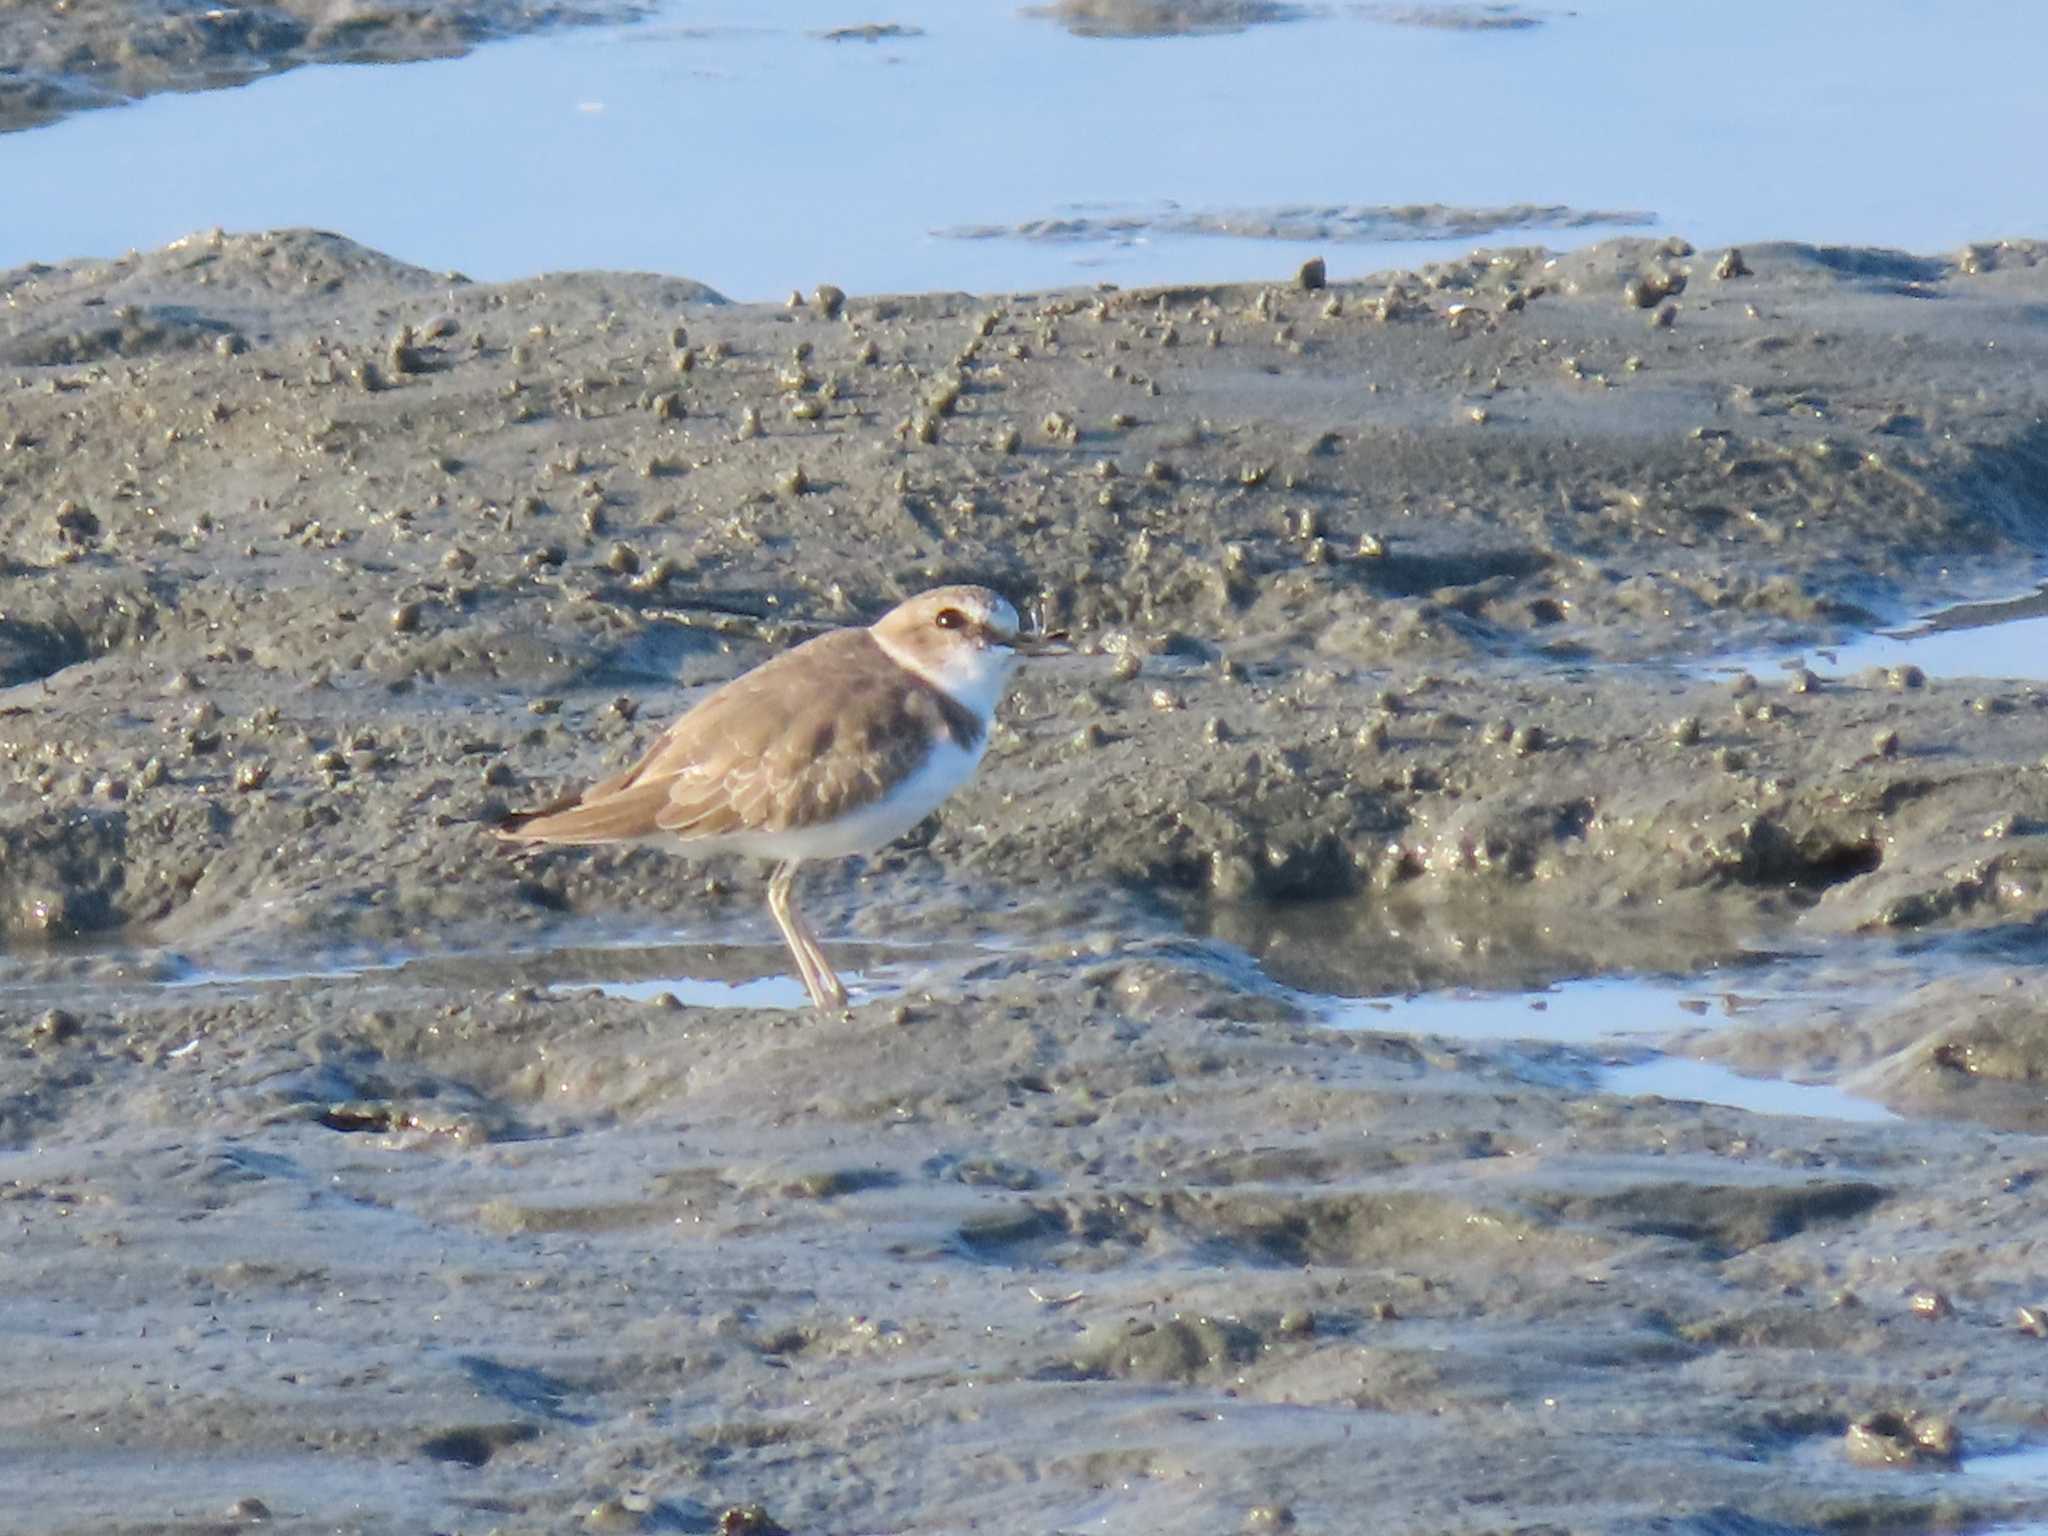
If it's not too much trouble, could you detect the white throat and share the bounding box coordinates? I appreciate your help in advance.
[870,630,1016,725]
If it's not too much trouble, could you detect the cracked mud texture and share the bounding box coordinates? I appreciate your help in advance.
[5,228,2048,1534]
[0,0,649,134]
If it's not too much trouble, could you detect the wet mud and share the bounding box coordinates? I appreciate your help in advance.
[4,228,2048,1533]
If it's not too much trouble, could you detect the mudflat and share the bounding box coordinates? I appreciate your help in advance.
[4,229,2048,1534]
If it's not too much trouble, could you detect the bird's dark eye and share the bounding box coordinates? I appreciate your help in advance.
[935,608,966,630]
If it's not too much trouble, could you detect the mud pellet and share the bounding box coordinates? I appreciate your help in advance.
[33,1008,81,1043]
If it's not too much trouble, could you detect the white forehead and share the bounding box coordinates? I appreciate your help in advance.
[974,592,1021,631]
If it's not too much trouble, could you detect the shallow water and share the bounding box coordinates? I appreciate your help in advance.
[1718,583,2048,686]
[5,0,2046,299]
[1598,1055,1897,1124]
[1313,966,1900,1122]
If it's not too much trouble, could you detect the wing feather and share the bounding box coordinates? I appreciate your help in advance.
[493,627,953,849]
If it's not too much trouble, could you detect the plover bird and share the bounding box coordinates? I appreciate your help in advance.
[495,586,1050,1010]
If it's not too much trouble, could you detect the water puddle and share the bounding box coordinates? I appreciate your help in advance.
[1210,893,1915,1121]
[1716,583,2048,686]
[1965,1446,2048,1489]
[0,928,929,1013]
[1314,970,1896,1121]
[1598,1055,1898,1124]
[1326,973,1733,1045]
[556,970,815,1009]
[6,0,2048,299]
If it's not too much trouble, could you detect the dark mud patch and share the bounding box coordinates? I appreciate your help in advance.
[1022,0,1310,37]
[1355,3,1545,29]
[939,199,1655,246]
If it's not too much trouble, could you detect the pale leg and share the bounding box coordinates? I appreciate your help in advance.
[767,861,848,1011]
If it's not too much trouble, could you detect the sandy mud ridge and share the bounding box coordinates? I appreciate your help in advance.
[2,229,2048,1532]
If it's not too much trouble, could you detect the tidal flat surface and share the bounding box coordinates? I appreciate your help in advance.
[3,226,2048,1533]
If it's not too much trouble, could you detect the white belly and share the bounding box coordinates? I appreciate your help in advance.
[695,735,986,864]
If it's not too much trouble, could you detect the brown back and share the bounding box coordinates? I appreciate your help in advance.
[495,628,983,846]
